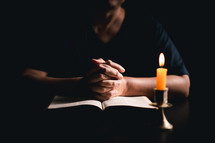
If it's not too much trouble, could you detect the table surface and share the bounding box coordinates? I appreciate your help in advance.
[9,97,214,143]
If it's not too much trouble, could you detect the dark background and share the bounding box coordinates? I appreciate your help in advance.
[5,0,213,109]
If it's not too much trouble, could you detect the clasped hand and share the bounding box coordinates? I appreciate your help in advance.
[84,58,127,101]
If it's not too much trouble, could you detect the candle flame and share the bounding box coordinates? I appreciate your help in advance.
[159,53,165,67]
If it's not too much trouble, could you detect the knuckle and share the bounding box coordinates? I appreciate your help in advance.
[100,87,109,93]
[112,81,116,87]
[106,68,114,75]
[100,87,107,93]
[112,81,119,87]
[106,60,112,64]
[108,90,116,97]
[99,80,105,86]
[98,73,104,79]
[103,64,111,69]
[99,65,109,74]
[98,58,104,61]
[98,64,106,69]
[103,67,109,74]
[98,63,103,67]
[101,80,110,87]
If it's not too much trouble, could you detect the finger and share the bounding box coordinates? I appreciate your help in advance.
[94,94,109,101]
[106,60,125,73]
[90,84,113,93]
[100,89,117,99]
[87,61,124,79]
[87,73,110,83]
[97,80,120,88]
[86,58,106,77]
[91,58,105,65]
[86,65,102,77]
[99,64,123,80]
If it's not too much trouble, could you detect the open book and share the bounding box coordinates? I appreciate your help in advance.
[48,95,158,110]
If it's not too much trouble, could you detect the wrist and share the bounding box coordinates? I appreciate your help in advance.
[122,77,129,95]
[121,76,136,96]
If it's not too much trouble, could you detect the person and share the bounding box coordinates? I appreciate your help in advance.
[21,0,190,110]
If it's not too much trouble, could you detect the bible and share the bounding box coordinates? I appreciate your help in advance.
[48,95,158,110]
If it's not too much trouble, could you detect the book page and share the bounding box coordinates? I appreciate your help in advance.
[48,96,103,110]
[102,96,158,110]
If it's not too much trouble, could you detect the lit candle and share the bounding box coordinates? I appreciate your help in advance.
[156,53,167,90]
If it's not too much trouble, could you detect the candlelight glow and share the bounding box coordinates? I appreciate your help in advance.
[159,53,165,67]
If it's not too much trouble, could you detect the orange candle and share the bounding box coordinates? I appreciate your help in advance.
[156,53,167,90]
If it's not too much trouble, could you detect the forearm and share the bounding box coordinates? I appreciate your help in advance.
[124,76,156,99]
[124,75,190,100]
[38,76,83,95]
[22,68,83,96]
[165,75,190,99]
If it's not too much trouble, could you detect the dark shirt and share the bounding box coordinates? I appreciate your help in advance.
[27,13,189,78]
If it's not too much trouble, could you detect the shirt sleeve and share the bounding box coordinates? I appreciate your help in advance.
[154,20,189,76]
